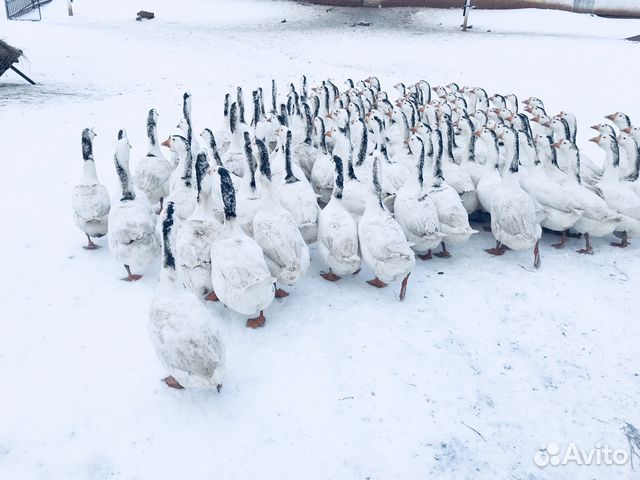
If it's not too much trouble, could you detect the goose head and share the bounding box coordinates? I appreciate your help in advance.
[590,132,620,167]
[194,150,211,202]
[605,111,631,130]
[81,127,97,161]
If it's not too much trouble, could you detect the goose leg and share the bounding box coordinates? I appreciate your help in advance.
[274,285,289,298]
[577,233,593,254]
[162,376,184,389]
[320,270,341,281]
[122,265,143,282]
[485,241,506,256]
[205,290,219,302]
[246,310,266,329]
[610,231,629,248]
[418,250,432,261]
[83,234,100,250]
[399,274,410,301]
[552,230,568,249]
[533,240,541,269]
[434,242,451,258]
[367,278,388,288]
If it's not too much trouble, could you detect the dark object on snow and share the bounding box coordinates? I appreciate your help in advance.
[281,18,287,23]
[136,10,155,21]
[627,34,640,42]
[350,21,371,27]
[0,39,35,85]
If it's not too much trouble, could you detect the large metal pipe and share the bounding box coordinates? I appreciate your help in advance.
[307,0,640,18]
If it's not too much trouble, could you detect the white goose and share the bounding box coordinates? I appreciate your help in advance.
[591,132,640,247]
[221,102,248,177]
[147,203,225,392]
[108,130,161,281]
[133,109,173,212]
[164,135,198,222]
[293,103,317,180]
[358,156,415,300]
[210,167,275,329]
[317,155,362,281]
[475,127,502,214]
[148,201,225,391]
[310,117,335,207]
[252,139,310,297]
[72,128,110,250]
[394,135,443,260]
[236,132,261,237]
[485,130,542,268]
[553,139,622,254]
[427,130,477,257]
[277,129,319,244]
[175,151,223,299]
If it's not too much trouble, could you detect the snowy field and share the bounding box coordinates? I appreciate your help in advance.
[2,1,640,478]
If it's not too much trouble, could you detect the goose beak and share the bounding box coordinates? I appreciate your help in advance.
[605,113,616,121]
[474,130,482,138]
[551,141,562,149]
[161,137,171,148]
[623,127,632,134]
[541,121,550,127]
[589,135,601,144]
[403,139,410,145]
[409,127,417,134]
[325,131,332,138]
[506,115,514,122]
[524,105,532,113]
[590,124,600,131]
[523,98,531,106]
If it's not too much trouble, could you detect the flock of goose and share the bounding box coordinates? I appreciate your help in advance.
[72,77,639,391]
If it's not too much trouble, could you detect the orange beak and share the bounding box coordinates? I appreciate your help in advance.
[506,115,514,122]
[524,105,532,113]
[325,131,332,138]
[605,113,616,121]
[590,124,600,131]
[409,127,417,134]
[589,135,601,144]
[474,130,481,138]
[551,141,562,149]
[403,139,410,145]
[161,136,171,148]
[623,127,632,134]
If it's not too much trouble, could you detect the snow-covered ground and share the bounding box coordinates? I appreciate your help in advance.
[1,1,640,478]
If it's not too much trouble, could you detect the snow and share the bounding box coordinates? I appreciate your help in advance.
[1,1,640,478]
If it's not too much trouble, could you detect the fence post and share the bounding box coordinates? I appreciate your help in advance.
[462,0,472,31]
[67,0,73,16]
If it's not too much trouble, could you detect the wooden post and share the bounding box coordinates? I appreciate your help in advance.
[462,0,472,31]
[10,66,36,85]
[67,0,73,16]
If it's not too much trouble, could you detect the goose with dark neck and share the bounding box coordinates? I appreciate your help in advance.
[591,132,640,247]
[221,101,247,177]
[175,151,223,299]
[310,117,335,207]
[252,139,311,298]
[235,131,261,237]
[394,135,443,260]
[134,109,173,212]
[426,129,477,258]
[317,154,363,282]
[277,129,320,245]
[552,139,623,254]
[484,128,542,268]
[358,156,415,300]
[164,134,198,221]
[210,166,275,328]
[72,128,110,249]
[293,102,317,180]
[108,129,161,281]
[148,200,226,390]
